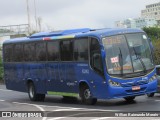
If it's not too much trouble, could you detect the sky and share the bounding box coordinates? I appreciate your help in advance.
[0,0,159,31]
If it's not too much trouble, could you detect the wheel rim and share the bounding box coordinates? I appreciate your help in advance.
[29,85,34,98]
[84,89,91,99]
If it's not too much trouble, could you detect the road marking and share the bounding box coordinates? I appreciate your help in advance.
[34,105,47,120]
[48,117,66,120]
[12,102,44,111]
[12,102,47,120]
[45,108,82,120]
[91,117,116,120]
[0,99,5,102]
[12,101,120,120]
[47,111,116,120]
[54,108,81,111]
[12,102,119,112]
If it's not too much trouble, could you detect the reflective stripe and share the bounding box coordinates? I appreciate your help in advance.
[51,35,75,40]
[47,91,78,97]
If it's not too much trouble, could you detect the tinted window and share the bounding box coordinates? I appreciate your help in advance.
[47,41,59,61]
[24,43,35,61]
[36,42,46,61]
[14,44,23,62]
[74,38,88,61]
[60,40,73,61]
[3,44,13,62]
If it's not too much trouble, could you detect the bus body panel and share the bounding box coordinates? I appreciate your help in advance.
[46,62,60,92]
[106,69,157,99]
[4,63,26,92]
[4,62,157,99]
[24,63,47,94]
[46,62,78,93]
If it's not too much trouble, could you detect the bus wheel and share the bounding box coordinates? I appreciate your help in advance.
[80,85,97,105]
[147,93,155,97]
[124,96,135,102]
[28,82,45,101]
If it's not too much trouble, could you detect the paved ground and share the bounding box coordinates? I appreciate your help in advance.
[0,85,160,120]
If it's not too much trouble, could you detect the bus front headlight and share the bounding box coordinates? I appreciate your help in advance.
[108,79,121,87]
[149,74,157,82]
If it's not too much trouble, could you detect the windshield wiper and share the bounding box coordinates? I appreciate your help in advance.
[132,46,147,73]
[118,47,123,76]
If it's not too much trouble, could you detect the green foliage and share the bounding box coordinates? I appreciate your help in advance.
[143,27,160,65]
[152,40,160,65]
[143,27,160,41]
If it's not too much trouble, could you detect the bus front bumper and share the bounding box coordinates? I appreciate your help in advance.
[107,80,157,99]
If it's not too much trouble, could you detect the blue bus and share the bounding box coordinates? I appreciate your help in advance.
[2,28,157,105]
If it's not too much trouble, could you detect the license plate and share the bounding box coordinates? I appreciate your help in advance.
[132,86,140,91]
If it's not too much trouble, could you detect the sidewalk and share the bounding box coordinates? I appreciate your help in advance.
[0,80,4,85]
[0,84,5,89]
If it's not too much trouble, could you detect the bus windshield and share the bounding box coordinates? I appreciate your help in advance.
[102,33,154,76]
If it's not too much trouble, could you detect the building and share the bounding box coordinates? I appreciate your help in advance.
[0,24,29,46]
[124,18,136,28]
[115,2,160,28]
[115,18,136,28]
[135,17,157,28]
[115,17,157,29]
[115,21,124,28]
[141,2,160,25]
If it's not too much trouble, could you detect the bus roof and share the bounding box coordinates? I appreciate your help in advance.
[3,28,144,44]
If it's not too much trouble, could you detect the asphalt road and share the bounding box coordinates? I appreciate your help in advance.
[0,85,160,120]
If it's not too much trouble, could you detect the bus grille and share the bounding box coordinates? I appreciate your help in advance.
[121,80,148,87]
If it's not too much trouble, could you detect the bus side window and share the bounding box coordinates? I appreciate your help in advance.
[36,42,46,61]
[90,38,103,75]
[14,44,23,62]
[73,38,88,61]
[24,43,36,62]
[4,44,13,62]
[47,41,60,61]
[60,40,73,61]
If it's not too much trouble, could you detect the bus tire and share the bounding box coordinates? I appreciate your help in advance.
[80,85,97,105]
[124,96,135,102]
[147,93,155,97]
[28,82,45,101]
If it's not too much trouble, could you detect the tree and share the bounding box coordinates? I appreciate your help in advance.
[143,27,160,41]
[143,27,160,64]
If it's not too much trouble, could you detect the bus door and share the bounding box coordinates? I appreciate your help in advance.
[89,38,106,98]
[46,41,61,92]
[58,62,77,93]
[58,40,77,93]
